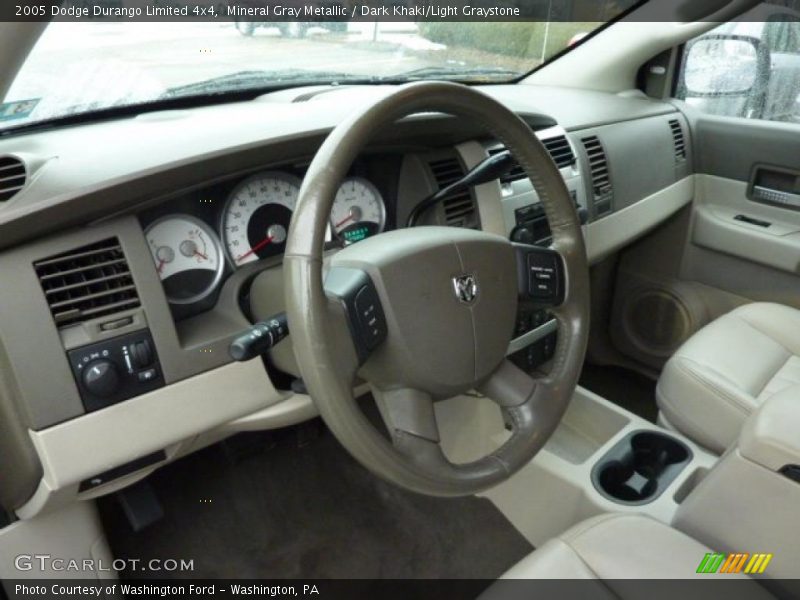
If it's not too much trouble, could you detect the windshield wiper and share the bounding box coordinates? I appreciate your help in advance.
[379,65,522,82]
[163,69,376,98]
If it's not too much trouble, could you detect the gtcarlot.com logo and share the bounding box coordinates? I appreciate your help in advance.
[697,552,773,574]
[15,554,194,573]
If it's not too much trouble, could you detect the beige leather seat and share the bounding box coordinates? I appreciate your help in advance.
[490,514,772,597]
[657,303,800,453]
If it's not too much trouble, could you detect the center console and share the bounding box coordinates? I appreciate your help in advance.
[448,385,718,552]
[674,387,800,588]
[592,430,692,504]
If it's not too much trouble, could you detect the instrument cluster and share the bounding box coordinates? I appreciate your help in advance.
[140,164,392,313]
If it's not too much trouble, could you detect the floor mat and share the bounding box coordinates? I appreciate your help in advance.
[98,422,532,580]
[579,363,658,423]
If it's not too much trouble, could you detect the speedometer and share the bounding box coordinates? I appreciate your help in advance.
[330,177,386,244]
[221,171,301,266]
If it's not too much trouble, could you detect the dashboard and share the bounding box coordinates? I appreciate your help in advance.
[138,154,401,320]
[0,83,694,518]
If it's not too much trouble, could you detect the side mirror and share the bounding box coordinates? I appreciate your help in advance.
[682,34,770,96]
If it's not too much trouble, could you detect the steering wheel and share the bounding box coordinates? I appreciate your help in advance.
[283,82,589,497]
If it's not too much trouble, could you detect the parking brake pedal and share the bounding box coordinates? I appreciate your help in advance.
[117,480,164,532]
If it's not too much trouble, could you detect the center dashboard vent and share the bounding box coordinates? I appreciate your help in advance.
[669,119,687,163]
[581,135,613,217]
[489,134,576,184]
[428,156,480,229]
[34,238,140,328]
[0,156,27,202]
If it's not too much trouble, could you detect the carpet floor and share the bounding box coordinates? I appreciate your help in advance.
[98,421,532,580]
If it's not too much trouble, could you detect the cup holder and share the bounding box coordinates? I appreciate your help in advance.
[591,431,692,505]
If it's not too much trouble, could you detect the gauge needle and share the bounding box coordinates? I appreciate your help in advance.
[236,235,274,262]
[334,215,354,230]
[156,258,166,274]
[194,250,209,260]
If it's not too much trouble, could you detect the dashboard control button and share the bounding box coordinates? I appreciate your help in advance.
[82,359,120,397]
[137,368,158,383]
[101,316,133,331]
[130,339,153,368]
[68,330,164,413]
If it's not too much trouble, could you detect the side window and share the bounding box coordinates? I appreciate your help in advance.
[676,1,800,123]
[763,15,800,53]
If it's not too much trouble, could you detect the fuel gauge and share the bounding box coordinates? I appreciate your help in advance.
[145,215,224,305]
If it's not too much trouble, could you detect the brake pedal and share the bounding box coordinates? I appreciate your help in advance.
[116,480,164,532]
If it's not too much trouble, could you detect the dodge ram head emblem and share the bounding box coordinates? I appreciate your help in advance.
[452,274,478,305]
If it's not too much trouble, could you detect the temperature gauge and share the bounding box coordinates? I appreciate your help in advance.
[145,215,224,305]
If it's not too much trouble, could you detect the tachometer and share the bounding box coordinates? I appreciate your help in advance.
[330,177,386,244]
[145,215,224,305]
[222,171,301,266]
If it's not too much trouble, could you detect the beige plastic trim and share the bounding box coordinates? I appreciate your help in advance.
[21,360,284,517]
[585,175,695,263]
[0,501,115,580]
[739,386,800,473]
[221,393,318,433]
[692,175,800,274]
[436,385,717,547]
[456,140,507,237]
[526,1,761,93]
[674,448,800,586]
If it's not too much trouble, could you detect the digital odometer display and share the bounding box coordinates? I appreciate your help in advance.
[341,223,380,244]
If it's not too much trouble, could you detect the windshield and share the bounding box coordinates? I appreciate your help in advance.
[2,8,638,131]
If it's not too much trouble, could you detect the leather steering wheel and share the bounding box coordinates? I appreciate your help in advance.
[283,82,590,497]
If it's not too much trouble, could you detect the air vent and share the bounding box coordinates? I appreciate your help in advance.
[0,156,27,202]
[489,135,576,184]
[669,119,686,162]
[429,157,480,229]
[34,238,140,328]
[542,135,577,169]
[581,136,613,217]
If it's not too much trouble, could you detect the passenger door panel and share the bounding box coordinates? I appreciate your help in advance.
[686,113,800,278]
[607,112,800,370]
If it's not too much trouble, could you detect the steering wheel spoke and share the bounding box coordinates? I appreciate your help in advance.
[373,387,440,444]
[513,242,566,309]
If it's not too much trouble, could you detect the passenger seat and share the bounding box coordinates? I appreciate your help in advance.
[656,303,800,453]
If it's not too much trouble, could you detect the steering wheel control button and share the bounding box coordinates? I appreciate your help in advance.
[528,254,557,297]
[515,245,564,306]
[355,285,387,350]
[324,267,387,364]
[67,330,164,413]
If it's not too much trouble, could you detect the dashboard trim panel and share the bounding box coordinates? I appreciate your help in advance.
[22,358,281,517]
